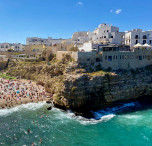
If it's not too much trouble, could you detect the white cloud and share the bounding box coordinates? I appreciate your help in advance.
[110,10,113,13]
[115,9,122,14]
[76,1,83,6]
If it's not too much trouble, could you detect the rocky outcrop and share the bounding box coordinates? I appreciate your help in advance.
[53,68,152,112]
[5,61,152,113]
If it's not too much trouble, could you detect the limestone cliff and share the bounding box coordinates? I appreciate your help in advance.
[53,68,152,112]
[5,60,152,113]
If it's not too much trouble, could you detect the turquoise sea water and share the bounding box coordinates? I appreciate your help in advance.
[0,102,152,146]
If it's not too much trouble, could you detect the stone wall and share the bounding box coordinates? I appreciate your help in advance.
[57,48,152,70]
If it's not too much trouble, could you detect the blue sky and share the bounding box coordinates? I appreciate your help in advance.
[0,0,152,44]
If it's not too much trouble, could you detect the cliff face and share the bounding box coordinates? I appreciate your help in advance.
[5,61,152,112]
[53,68,152,111]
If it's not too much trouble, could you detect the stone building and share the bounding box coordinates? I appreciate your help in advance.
[0,43,11,51]
[125,29,152,47]
[71,31,90,44]
[88,23,125,45]
[56,45,152,71]
[0,43,24,52]
[26,37,65,46]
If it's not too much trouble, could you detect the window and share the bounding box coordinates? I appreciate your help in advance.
[135,35,139,39]
[111,36,113,38]
[107,30,109,32]
[87,58,90,62]
[143,35,147,39]
[108,56,112,61]
[139,56,142,60]
[104,36,106,38]
[143,40,146,44]
[150,40,152,44]
[96,58,100,62]
[135,40,138,44]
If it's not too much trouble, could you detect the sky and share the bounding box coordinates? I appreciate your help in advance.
[0,0,152,44]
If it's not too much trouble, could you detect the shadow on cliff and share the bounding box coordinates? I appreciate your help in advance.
[115,96,152,115]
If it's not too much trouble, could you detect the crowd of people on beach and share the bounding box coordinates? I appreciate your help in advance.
[0,78,48,108]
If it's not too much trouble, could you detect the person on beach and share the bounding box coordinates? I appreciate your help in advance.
[0,78,48,109]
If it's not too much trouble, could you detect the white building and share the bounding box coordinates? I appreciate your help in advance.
[26,37,65,46]
[78,42,105,52]
[0,43,24,52]
[0,43,11,51]
[125,29,152,47]
[88,23,125,45]
[11,43,24,52]
[72,31,89,44]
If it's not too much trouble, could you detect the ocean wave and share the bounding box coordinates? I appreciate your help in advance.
[120,115,142,119]
[50,107,115,125]
[93,102,139,119]
[49,102,139,125]
[76,114,116,125]
[0,102,46,117]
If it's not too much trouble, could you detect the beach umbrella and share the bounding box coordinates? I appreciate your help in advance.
[133,43,143,48]
[143,43,152,48]
[16,90,20,93]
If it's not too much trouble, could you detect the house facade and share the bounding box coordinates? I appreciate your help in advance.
[26,37,65,46]
[57,45,152,70]
[88,23,125,45]
[0,43,24,52]
[125,29,152,47]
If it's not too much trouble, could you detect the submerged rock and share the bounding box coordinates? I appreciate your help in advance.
[47,106,52,111]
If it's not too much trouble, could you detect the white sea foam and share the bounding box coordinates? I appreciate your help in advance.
[76,114,116,125]
[49,102,138,125]
[120,115,142,119]
[0,102,46,117]
[50,107,115,125]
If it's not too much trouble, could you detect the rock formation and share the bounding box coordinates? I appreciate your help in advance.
[5,60,152,113]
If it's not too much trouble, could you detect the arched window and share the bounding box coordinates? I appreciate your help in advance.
[143,35,147,39]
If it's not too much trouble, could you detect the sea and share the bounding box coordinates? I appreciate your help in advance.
[0,101,152,146]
